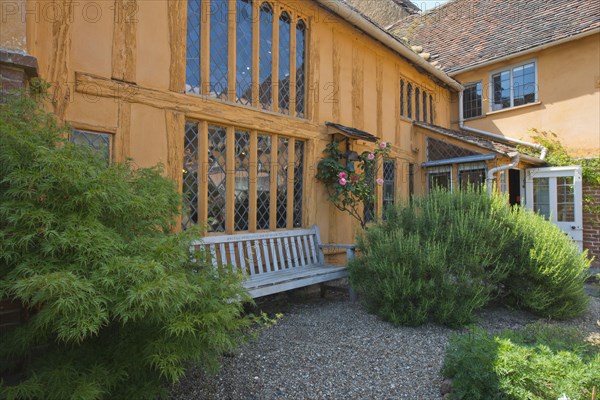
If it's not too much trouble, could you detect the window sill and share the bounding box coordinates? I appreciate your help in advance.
[487,101,541,116]
[399,116,414,123]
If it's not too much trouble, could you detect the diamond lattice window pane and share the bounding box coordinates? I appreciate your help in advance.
[276,138,288,229]
[383,159,395,211]
[426,138,479,161]
[256,134,271,230]
[234,130,250,231]
[293,140,304,227]
[208,125,227,232]
[363,161,375,224]
[295,20,306,118]
[182,122,199,229]
[236,0,253,105]
[70,129,111,165]
[259,3,273,110]
[278,12,291,115]
[186,0,201,94]
[407,84,413,119]
[210,0,229,99]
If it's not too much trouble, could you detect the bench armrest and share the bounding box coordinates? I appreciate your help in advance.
[318,244,356,250]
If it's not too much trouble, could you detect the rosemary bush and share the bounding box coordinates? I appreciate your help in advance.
[349,189,590,327]
[0,92,252,399]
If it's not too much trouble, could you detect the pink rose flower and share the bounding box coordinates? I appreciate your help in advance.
[338,171,347,179]
[376,178,384,185]
[339,178,347,186]
[367,153,375,160]
[379,142,387,149]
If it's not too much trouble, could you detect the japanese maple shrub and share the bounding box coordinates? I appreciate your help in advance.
[0,89,252,399]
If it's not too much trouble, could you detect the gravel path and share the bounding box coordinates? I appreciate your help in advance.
[171,287,600,400]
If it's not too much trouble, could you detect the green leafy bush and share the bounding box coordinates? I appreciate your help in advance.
[349,188,590,327]
[0,91,252,399]
[443,324,600,400]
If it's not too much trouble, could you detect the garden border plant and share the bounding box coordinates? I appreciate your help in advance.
[0,84,256,399]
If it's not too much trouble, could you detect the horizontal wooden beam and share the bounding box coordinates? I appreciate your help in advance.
[74,72,322,139]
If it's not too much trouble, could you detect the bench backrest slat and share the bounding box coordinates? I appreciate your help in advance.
[191,226,326,277]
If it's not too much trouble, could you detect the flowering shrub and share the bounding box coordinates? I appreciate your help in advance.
[316,140,391,228]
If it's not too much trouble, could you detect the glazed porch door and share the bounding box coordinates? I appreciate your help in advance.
[525,166,583,250]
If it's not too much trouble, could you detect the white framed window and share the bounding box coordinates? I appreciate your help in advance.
[463,81,482,119]
[490,60,537,111]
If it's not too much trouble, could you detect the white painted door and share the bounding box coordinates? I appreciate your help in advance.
[525,166,583,249]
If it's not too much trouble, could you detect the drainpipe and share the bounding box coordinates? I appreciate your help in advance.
[458,91,547,160]
[486,153,519,197]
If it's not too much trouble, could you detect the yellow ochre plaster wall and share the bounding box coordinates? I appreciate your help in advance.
[454,33,600,158]
[25,0,454,244]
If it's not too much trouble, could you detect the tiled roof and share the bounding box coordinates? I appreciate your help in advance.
[414,122,520,155]
[340,0,419,28]
[389,0,600,73]
[326,122,379,142]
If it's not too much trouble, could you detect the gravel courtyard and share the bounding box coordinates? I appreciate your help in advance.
[171,287,600,400]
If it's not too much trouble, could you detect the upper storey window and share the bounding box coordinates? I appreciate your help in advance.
[186,0,308,118]
[491,61,537,111]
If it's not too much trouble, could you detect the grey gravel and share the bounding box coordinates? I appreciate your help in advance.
[171,286,600,400]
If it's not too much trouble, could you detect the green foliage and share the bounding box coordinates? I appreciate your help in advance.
[349,189,590,327]
[0,93,253,399]
[316,140,390,228]
[443,324,600,400]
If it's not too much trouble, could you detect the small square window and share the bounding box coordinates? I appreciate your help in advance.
[70,129,112,165]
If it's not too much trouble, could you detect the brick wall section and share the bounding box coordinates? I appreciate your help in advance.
[583,183,600,267]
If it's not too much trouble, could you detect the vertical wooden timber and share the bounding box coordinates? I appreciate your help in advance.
[376,156,383,219]
[289,16,297,117]
[331,27,340,122]
[272,6,280,113]
[228,0,237,102]
[112,0,137,83]
[198,121,209,226]
[115,102,131,163]
[287,138,296,228]
[308,18,319,122]
[251,1,260,107]
[165,110,185,229]
[305,139,316,227]
[169,0,187,92]
[376,56,383,138]
[269,134,279,231]
[395,65,401,147]
[49,0,74,121]
[226,126,235,233]
[249,131,258,232]
[200,0,211,95]
[352,43,364,130]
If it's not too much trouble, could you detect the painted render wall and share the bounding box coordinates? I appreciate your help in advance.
[24,0,454,245]
[452,33,600,158]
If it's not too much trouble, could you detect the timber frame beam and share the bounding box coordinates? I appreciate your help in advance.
[74,72,322,139]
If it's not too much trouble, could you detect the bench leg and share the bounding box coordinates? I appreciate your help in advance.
[320,283,327,298]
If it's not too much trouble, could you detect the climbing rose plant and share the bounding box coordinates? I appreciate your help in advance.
[316,140,391,228]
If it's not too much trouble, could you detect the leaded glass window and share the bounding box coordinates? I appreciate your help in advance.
[415,87,420,121]
[210,0,229,98]
[293,140,304,227]
[295,20,307,118]
[382,159,395,211]
[182,123,199,229]
[429,94,434,124]
[278,12,291,115]
[407,84,412,119]
[276,138,289,229]
[422,90,427,123]
[363,161,375,224]
[428,166,451,191]
[400,80,404,117]
[427,138,479,161]
[458,163,486,191]
[234,130,250,231]
[259,2,273,110]
[236,0,253,105]
[70,129,111,165]
[186,0,201,94]
[207,125,227,232]
[256,134,271,230]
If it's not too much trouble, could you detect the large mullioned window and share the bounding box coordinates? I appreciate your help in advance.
[186,0,308,117]
[183,121,305,233]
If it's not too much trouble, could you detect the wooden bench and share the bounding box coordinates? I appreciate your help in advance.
[191,225,355,298]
